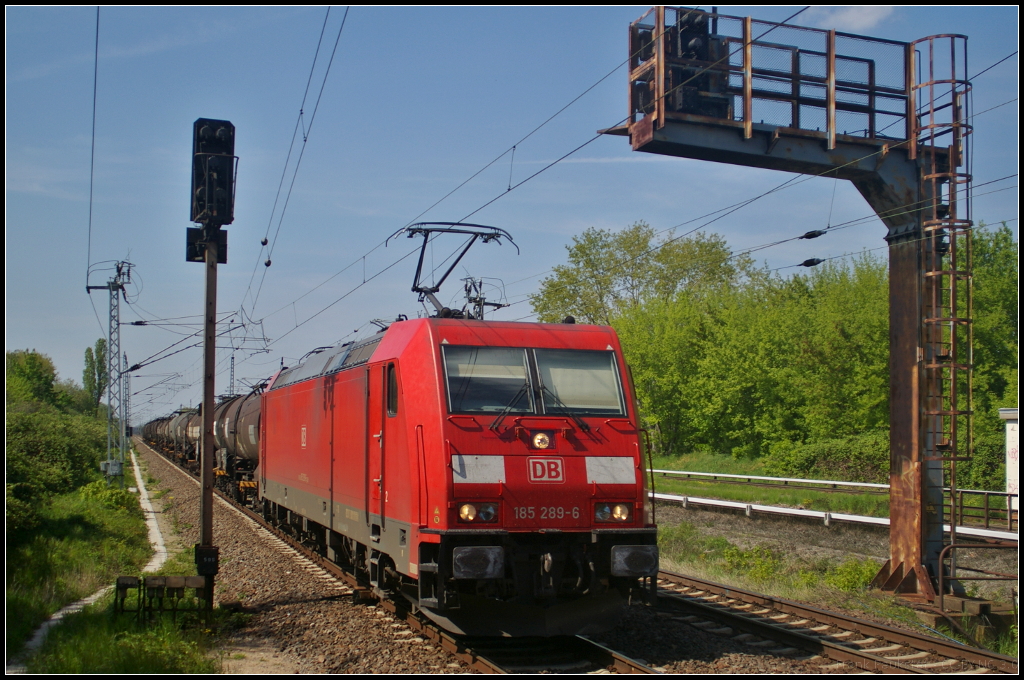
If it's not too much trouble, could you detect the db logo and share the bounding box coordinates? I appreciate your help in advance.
[528,457,564,483]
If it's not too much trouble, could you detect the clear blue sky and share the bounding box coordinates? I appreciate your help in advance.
[6,6,1018,423]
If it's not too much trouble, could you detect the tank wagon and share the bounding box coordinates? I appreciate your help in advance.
[145,317,658,636]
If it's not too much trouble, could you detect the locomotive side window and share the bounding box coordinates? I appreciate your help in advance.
[534,349,625,416]
[443,347,534,414]
[387,363,399,416]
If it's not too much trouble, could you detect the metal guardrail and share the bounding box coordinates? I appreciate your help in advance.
[653,469,1019,531]
[653,469,1015,497]
[651,491,1018,542]
[652,468,887,489]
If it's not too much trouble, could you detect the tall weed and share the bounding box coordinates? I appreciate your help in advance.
[6,488,150,658]
[25,597,219,674]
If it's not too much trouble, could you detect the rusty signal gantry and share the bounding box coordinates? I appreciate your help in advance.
[608,7,975,603]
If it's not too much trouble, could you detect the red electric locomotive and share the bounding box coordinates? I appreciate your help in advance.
[258,316,657,636]
[145,224,658,636]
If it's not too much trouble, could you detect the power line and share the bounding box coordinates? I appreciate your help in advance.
[244,6,351,321]
[772,217,1018,272]
[228,9,711,352]
[228,7,810,356]
[399,8,710,228]
[85,7,99,291]
[495,177,1018,313]
[970,50,1018,80]
[457,7,812,223]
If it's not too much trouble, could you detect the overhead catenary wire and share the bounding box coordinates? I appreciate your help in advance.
[228,7,811,360]
[229,8,712,354]
[85,7,100,292]
[487,77,1019,312]
[495,178,1017,313]
[772,216,1018,273]
[150,13,1016,409]
[503,215,1019,325]
[241,6,351,322]
[457,7,812,223]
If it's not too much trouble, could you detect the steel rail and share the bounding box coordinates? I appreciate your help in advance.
[135,437,656,674]
[657,570,1018,674]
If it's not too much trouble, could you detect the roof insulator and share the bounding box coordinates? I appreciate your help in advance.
[799,229,826,239]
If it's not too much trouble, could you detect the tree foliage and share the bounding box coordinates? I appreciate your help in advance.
[6,349,106,535]
[531,221,1017,491]
[531,222,754,325]
[7,350,60,406]
[83,338,108,416]
[970,223,1018,436]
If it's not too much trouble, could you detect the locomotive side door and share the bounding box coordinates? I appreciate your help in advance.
[366,364,385,526]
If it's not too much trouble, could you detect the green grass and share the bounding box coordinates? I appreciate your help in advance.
[658,520,1019,659]
[658,519,883,599]
[652,476,891,517]
[651,450,768,475]
[6,482,152,660]
[9,449,238,672]
[650,450,891,516]
[24,592,220,674]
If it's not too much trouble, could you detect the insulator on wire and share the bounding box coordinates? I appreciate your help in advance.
[800,258,824,267]
[261,238,268,246]
[799,230,826,239]
[265,259,272,267]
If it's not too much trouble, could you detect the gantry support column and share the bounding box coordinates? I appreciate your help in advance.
[615,115,946,597]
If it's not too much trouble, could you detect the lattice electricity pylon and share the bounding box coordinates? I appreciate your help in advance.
[88,261,131,484]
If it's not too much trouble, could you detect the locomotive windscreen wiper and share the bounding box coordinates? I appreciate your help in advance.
[540,384,591,432]
[489,381,530,432]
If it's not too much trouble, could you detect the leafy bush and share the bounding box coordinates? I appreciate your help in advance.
[26,602,219,674]
[7,488,151,657]
[78,481,143,516]
[825,558,879,591]
[723,545,783,582]
[5,406,105,535]
[762,430,889,483]
[957,432,1008,491]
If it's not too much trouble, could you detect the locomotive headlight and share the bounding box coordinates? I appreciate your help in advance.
[458,502,498,523]
[595,502,631,522]
[477,503,498,522]
[532,432,551,449]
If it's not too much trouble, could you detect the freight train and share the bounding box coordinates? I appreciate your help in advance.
[142,226,658,637]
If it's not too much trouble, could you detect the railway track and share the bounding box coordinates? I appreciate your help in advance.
[656,570,1018,674]
[140,438,1016,674]
[135,438,656,674]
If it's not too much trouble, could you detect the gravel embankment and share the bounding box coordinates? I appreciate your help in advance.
[590,605,830,674]
[137,444,470,674]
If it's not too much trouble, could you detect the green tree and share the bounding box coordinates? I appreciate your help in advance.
[83,338,108,416]
[531,222,750,325]
[6,350,60,406]
[970,223,1018,436]
[5,350,106,534]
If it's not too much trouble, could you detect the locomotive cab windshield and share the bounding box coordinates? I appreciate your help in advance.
[442,345,626,417]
